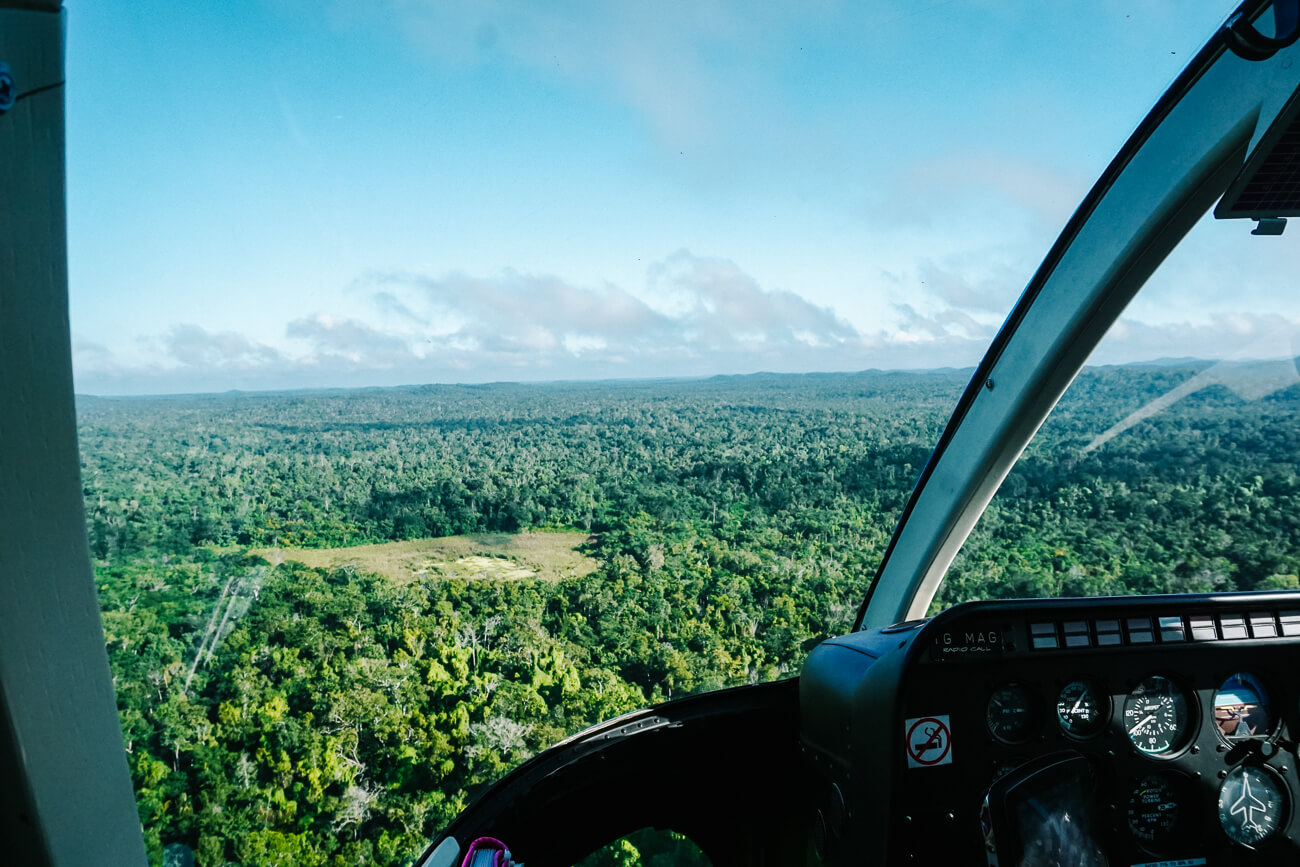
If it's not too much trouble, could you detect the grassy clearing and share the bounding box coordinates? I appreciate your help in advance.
[252,531,598,584]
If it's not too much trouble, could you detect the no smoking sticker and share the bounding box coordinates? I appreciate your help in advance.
[904,715,952,768]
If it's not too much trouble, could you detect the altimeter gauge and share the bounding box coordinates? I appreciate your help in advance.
[1123,675,1191,756]
[1217,765,1288,847]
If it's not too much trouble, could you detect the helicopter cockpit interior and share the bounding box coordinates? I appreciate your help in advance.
[414,1,1300,864]
[3,1,1300,866]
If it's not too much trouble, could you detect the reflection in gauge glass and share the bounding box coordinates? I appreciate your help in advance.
[986,684,1034,743]
[1214,672,1272,742]
[1127,774,1184,850]
[1217,765,1288,848]
[1123,675,1191,756]
[1056,680,1107,737]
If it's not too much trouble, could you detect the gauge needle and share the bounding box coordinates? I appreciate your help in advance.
[1131,715,1155,732]
[1071,697,1084,714]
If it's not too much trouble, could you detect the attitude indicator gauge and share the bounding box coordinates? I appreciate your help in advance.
[1123,675,1192,756]
[1213,672,1273,743]
[1056,680,1106,738]
[1218,765,1288,847]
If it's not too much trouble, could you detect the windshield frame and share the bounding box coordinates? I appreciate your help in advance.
[855,0,1297,630]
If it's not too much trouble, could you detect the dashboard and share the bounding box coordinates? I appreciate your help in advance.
[800,591,1300,866]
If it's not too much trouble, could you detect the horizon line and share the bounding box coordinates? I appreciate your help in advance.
[71,355,1290,401]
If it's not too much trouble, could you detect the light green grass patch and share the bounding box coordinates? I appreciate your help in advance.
[252,531,597,584]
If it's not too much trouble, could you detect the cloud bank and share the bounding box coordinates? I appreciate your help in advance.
[74,251,988,394]
[72,250,1300,396]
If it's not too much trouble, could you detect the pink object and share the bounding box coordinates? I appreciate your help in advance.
[460,836,515,867]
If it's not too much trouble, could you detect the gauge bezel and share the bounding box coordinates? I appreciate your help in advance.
[1216,762,1291,850]
[985,682,1037,745]
[1054,678,1110,740]
[1211,671,1278,748]
[1122,673,1198,760]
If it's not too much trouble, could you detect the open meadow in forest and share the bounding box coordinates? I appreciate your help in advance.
[248,531,599,584]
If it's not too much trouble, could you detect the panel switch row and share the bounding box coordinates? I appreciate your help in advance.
[1027,611,1290,650]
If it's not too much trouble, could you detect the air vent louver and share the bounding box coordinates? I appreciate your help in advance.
[1216,90,1300,218]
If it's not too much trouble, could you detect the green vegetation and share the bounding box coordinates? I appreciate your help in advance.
[82,366,1300,865]
[577,829,710,867]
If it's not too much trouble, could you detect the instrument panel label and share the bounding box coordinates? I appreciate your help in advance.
[930,625,1009,660]
[904,715,952,768]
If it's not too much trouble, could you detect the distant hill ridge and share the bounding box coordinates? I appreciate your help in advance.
[75,357,1286,403]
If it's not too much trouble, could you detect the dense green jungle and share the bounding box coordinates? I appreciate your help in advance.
[80,364,1300,866]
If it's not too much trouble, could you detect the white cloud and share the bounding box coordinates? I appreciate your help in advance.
[868,151,1087,232]
[161,325,284,369]
[917,260,1022,314]
[72,339,116,367]
[313,0,780,160]
[286,313,416,365]
[77,252,954,393]
[371,290,428,325]
[73,250,1300,396]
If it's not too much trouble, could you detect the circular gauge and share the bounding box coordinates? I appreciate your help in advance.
[1056,680,1107,737]
[1217,765,1288,847]
[987,684,1035,743]
[1214,672,1272,743]
[1123,675,1192,756]
[1127,774,1184,850]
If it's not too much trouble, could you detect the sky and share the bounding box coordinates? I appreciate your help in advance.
[65,0,1300,395]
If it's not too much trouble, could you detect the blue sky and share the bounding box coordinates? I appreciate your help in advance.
[66,1,1297,395]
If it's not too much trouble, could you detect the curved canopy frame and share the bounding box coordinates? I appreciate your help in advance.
[0,3,149,865]
[857,0,1300,631]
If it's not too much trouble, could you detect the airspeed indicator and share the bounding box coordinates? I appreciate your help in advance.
[1123,676,1191,756]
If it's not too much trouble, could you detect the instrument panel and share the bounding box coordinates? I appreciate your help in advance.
[799,591,1300,866]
